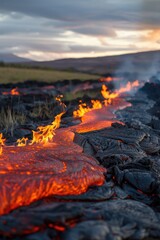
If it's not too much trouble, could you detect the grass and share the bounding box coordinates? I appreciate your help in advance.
[0,66,100,84]
[30,101,56,120]
[0,108,26,136]
[64,88,100,101]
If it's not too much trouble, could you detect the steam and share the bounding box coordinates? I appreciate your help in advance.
[113,52,160,85]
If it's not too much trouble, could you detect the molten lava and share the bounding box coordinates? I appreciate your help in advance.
[0,142,105,215]
[73,81,136,119]
[0,111,106,215]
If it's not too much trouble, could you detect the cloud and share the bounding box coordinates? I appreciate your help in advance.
[142,29,160,43]
[0,0,160,28]
[0,0,159,60]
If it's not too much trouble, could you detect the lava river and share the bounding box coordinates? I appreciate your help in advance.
[0,81,139,215]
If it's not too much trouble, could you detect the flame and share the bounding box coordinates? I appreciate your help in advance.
[117,80,140,94]
[2,87,20,96]
[17,137,28,147]
[55,94,63,103]
[0,133,6,155]
[16,95,66,147]
[100,76,122,82]
[73,103,90,118]
[55,94,66,111]
[10,88,20,95]
[73,100,102,118]
[74,80,140,119]
[91,100,102,109]
[30,112,64,145]
[101,80,140,101]
[101,85,119,103]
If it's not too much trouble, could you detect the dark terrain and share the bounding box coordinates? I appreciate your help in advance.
[0,74,160,239]
[26,50,160,75]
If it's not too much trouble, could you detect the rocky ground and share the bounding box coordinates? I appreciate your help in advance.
[0,77,160,240]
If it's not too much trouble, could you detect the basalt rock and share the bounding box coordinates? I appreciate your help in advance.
[0,200,160,240]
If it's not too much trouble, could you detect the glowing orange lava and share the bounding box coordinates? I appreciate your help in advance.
[71,98,130,134]
[0,139,105,215]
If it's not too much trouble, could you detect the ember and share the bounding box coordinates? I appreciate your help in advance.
[99,76,122,82]
[2,87,20,96]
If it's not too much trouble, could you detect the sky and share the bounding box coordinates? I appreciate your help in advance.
[0,0,160,61]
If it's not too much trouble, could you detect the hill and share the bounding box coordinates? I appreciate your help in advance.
[0,53,32,63]
[28,50,160,76]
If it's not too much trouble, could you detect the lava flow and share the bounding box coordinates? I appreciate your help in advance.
[0,111,105,215]
[0,80,140,215]
[72,81,139,133]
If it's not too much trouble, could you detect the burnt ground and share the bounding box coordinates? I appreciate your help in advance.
[0,78,160,240]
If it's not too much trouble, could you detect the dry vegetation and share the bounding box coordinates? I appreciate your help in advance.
[0,66,100,134]
[0,67,99,83]
[0,108,26,136]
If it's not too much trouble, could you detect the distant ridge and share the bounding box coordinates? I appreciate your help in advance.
[27,50,160,75]
[0,53,32,63]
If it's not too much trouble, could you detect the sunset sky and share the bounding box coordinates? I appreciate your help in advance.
[0,0,160,61]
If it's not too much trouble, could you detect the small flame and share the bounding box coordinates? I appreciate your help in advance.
[91,100,102,109]
[101,85,118,103]
[10,88,20,95]
[2,87,20,96]
[17,137,28,147]
[55,94,63,102]
[73,103,90,118]
[100,76,122,82]
[55,95,66,110]
[0,133,6,155]
[30,112,64,145]
[73,100,102,118]
[117,80,140,94]
[101,80,140,102]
